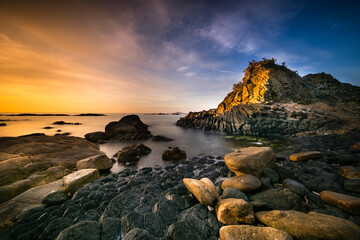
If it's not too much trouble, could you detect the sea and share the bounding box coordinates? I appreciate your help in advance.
[0,113,291,172]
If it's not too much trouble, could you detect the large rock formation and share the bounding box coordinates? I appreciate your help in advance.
[177,59,360,135]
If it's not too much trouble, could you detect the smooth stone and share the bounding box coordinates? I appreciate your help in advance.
[162,147,187,161]
[344,179,360,193]
[224,147,275,176]
[221,175,261,192]
[219,225,293,240]
[63,169,100,194]
[282,179,306,197]
[338,165,360,179]
[320,190,360,215]
[221,187,249,202]
[216,198,255,225]
[289,151,321,161]
[256,210,360,240]
[183,178,219,206]
[56,220,101,240]
[76,154,113,171]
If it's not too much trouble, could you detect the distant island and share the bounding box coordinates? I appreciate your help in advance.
[144,112,183,115]
[1,113,106,116]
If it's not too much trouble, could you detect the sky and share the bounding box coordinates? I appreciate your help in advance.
[0,0,359,113]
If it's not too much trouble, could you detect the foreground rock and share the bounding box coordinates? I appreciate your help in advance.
[183,178,219,206]
[221,175,261,192]
[219,225,293,240]
[177,59,359,135]
[216,198,255,224]
[0,179,63,231]
[116,144,151,165]
[56,220,101,240]
[0,166,70,203]
[76,154,113,172]
[289,151,321,161]
[256,210,360,240]
[0,134,103,188]
[162,147,187,161]
[224,147,275,176]
[63,169,100,194]
[320,190,360,215]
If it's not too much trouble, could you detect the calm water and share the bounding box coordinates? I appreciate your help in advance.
[0,113,291,172]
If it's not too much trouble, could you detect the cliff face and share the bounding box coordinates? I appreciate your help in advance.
[177,59,360,136]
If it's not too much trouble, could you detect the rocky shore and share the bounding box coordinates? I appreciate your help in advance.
[1,130,359,239]
[177,59,360,136]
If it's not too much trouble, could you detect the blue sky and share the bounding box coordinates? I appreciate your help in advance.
[0,0,359,113]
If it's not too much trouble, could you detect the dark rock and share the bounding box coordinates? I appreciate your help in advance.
[42,189,68,206]
[221,187,249,201]
[56,220,101,240]
[262,168,280,183]
[250,188,305,211]
[152,135,173,142]
[52,121,81,125]
[116,144,151,164]
[282,179,306,197]
[84,132,108,143]
[123,228,155,240]
[143,212,166,237]
[344,179,360,193]
[152,198,179,226]
[43,126,53,129]
[100,217,122,240]
[121,212,144,234]
[105,115,151,140]
[38,217,73,240]
[162,147,187,161]
[0,123,6,126]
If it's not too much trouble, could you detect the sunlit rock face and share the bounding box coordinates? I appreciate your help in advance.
[177,59,360,136]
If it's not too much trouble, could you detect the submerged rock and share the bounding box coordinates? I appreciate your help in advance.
[105,115,151,140]
[221,175,261,192]
[116,144,151,164]
[216,198,255,225]
[224,147,275,176]
[183,178,219,206]
[162,147,187,161]
[320,190,360,215]
[219,225,293,240]
[152,135,173,142]
[256,210,360,240]
[289,151,321,162]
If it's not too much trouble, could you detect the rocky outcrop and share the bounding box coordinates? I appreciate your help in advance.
[115,143,151,165]
[162,147,187,161]
[177,59,360,136]
[85,115,152,142]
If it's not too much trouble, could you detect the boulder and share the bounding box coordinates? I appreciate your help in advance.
[84,131,108,143]
[162,147,187,161]
[224,147,275,176]
[221,175,261,192]
[338,165,360,179]
[56,220,101,240]
[289,151,321,161]
[76,154,113,171]
[256,210,360,240]
[320,190,360,215]
[152,135,173,142]
[282,179,306,197]
[216,198,255,225]
[63,169,100,194]
[123,228,155,240]
[116,144,151,164]
[219,225,293,240]
[221,187,249,201]
[183,178,219,206]
[100,217,122,240]
[105,115,151,140]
